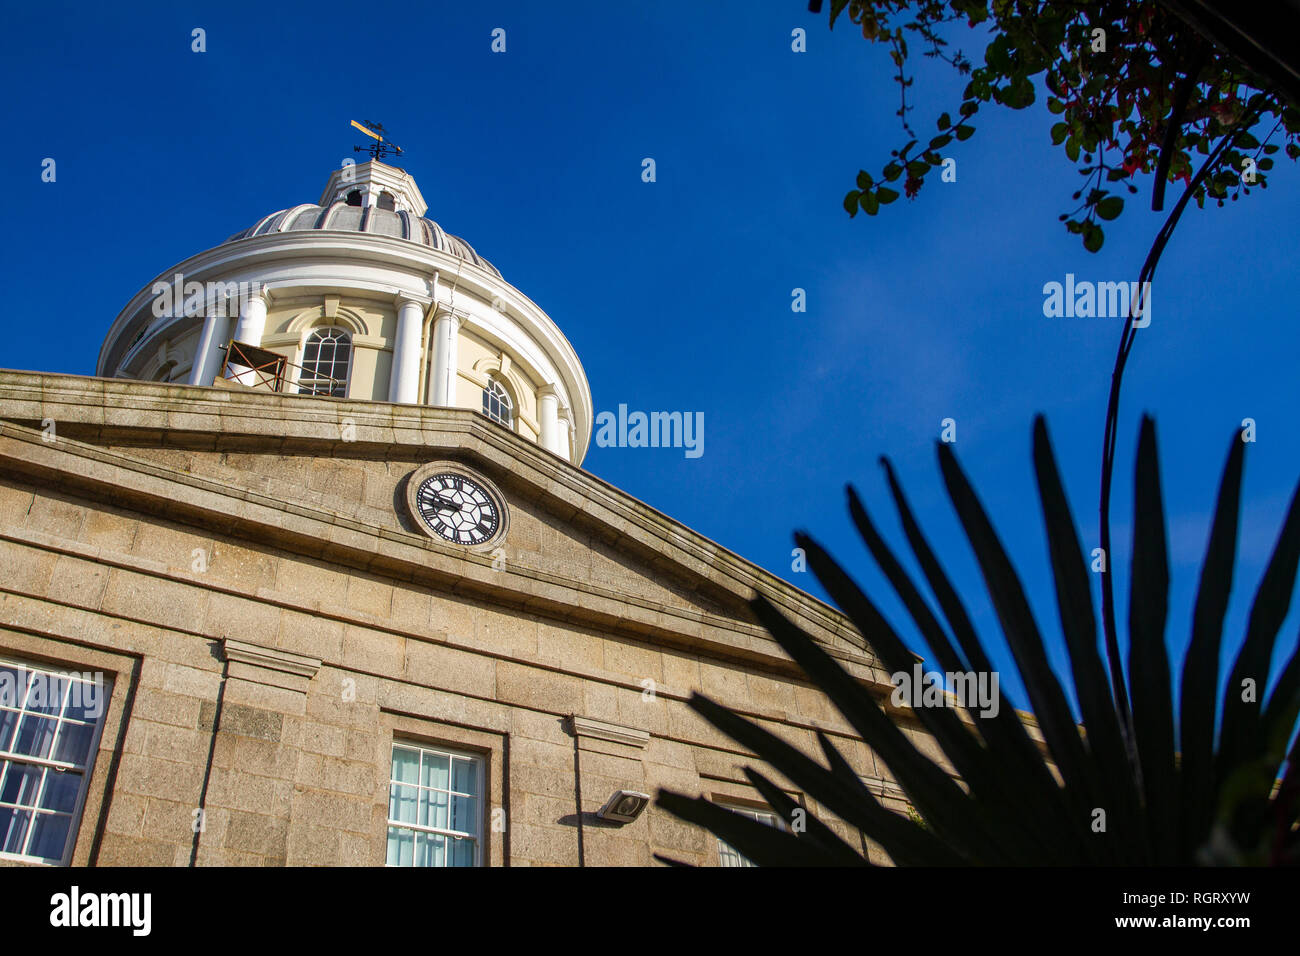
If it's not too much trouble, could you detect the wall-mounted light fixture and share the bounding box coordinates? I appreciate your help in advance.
[596,790,651,824]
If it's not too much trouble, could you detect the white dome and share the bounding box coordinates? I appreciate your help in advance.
[224,203,501,279]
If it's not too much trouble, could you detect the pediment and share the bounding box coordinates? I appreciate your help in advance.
[0,372,880,676]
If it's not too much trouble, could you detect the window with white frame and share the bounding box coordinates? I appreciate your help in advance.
[386,742,483,867]
[298,326,351,397]
[0,659,108,864]
[716,802,783,868]
[480,378,513,429]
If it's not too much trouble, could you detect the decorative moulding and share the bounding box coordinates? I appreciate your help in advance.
[221,638,322,693]
[570,716,650,750]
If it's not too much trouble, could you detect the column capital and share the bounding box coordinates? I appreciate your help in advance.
[244,285,272,307]
[394,293,429,312]
[537,383,560,400]
[433,309,464,331]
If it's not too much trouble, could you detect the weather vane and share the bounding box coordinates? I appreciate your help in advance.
[351,120,403,161]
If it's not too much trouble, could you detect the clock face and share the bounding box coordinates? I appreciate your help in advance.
[414,472,502,546]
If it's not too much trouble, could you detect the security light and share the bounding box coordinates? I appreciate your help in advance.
[596,790,651,824]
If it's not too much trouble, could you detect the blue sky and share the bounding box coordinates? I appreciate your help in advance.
[3,0,1297,717]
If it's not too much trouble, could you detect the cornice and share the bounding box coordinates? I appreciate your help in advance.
[0,371,874,665]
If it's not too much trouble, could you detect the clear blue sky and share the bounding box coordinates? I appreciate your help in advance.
[4,0,1297,715]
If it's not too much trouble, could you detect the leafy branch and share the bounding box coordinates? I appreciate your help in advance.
[824,0,1300,251]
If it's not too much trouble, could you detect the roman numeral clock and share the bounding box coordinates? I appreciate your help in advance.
[404,462,509,550]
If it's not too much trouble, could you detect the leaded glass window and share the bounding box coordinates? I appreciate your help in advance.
[481,378,513,428]
[298,327,350,397]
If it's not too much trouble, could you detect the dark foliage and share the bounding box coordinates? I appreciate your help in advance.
[657,417,1300,865]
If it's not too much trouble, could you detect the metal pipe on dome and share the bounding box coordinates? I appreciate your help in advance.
[417,269,440,405]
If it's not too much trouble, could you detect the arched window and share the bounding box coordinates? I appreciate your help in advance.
[481,378,513,428]
[377,190,396,211]
[299,327,351,397]
[345,189,363,207]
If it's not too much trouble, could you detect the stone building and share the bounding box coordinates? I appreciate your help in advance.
[0,162,939,867]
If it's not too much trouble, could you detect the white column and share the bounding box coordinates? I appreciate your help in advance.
[389,297,425,404]
[538,385,561,454]
[233,289,269,346]
[226,289,270,385]
[557,406,573,462]
[189,300,231,387]
[430,312,462,408]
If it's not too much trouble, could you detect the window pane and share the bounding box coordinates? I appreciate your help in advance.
[451,758,476,796]
[0,762,43,806]
[420,788,448,830]
[0,807,32,855]
[0,709,18,752]
[386,826,413,866]
[718,838,752,868]
[0,665,30,707]
[415,832,445,867]
[391,746,419,784]
[717,805,778,867]
[53,721,95,766]
[14,714,58,759]
[450,836,475,867]
[421,752,449,791]
[62,689,102,725]
[42,770,82,814]
[451,795,476,835]
[25,675,66,717]
[389,784,417,825]
[28,813,71,862]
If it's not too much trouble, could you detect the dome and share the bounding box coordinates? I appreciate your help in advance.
[97,159,593,465]
[223,203,502,278]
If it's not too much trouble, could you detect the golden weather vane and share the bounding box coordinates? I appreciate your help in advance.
[351,120,403,161]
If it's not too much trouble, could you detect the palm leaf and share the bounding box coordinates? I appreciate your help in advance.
[1033,416,1144,863]
[936,440,1100,858]
[873,463,1081,849]
[795,528,1064,862]
[748,594,1007,862]
[687,692,960,865]
[655,419,1300,865]
[1218,480,1300,784]
[656,789,854,866]
[740,766,870,865]
[1179,427,1245,860]
[1128,416,1177,862]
